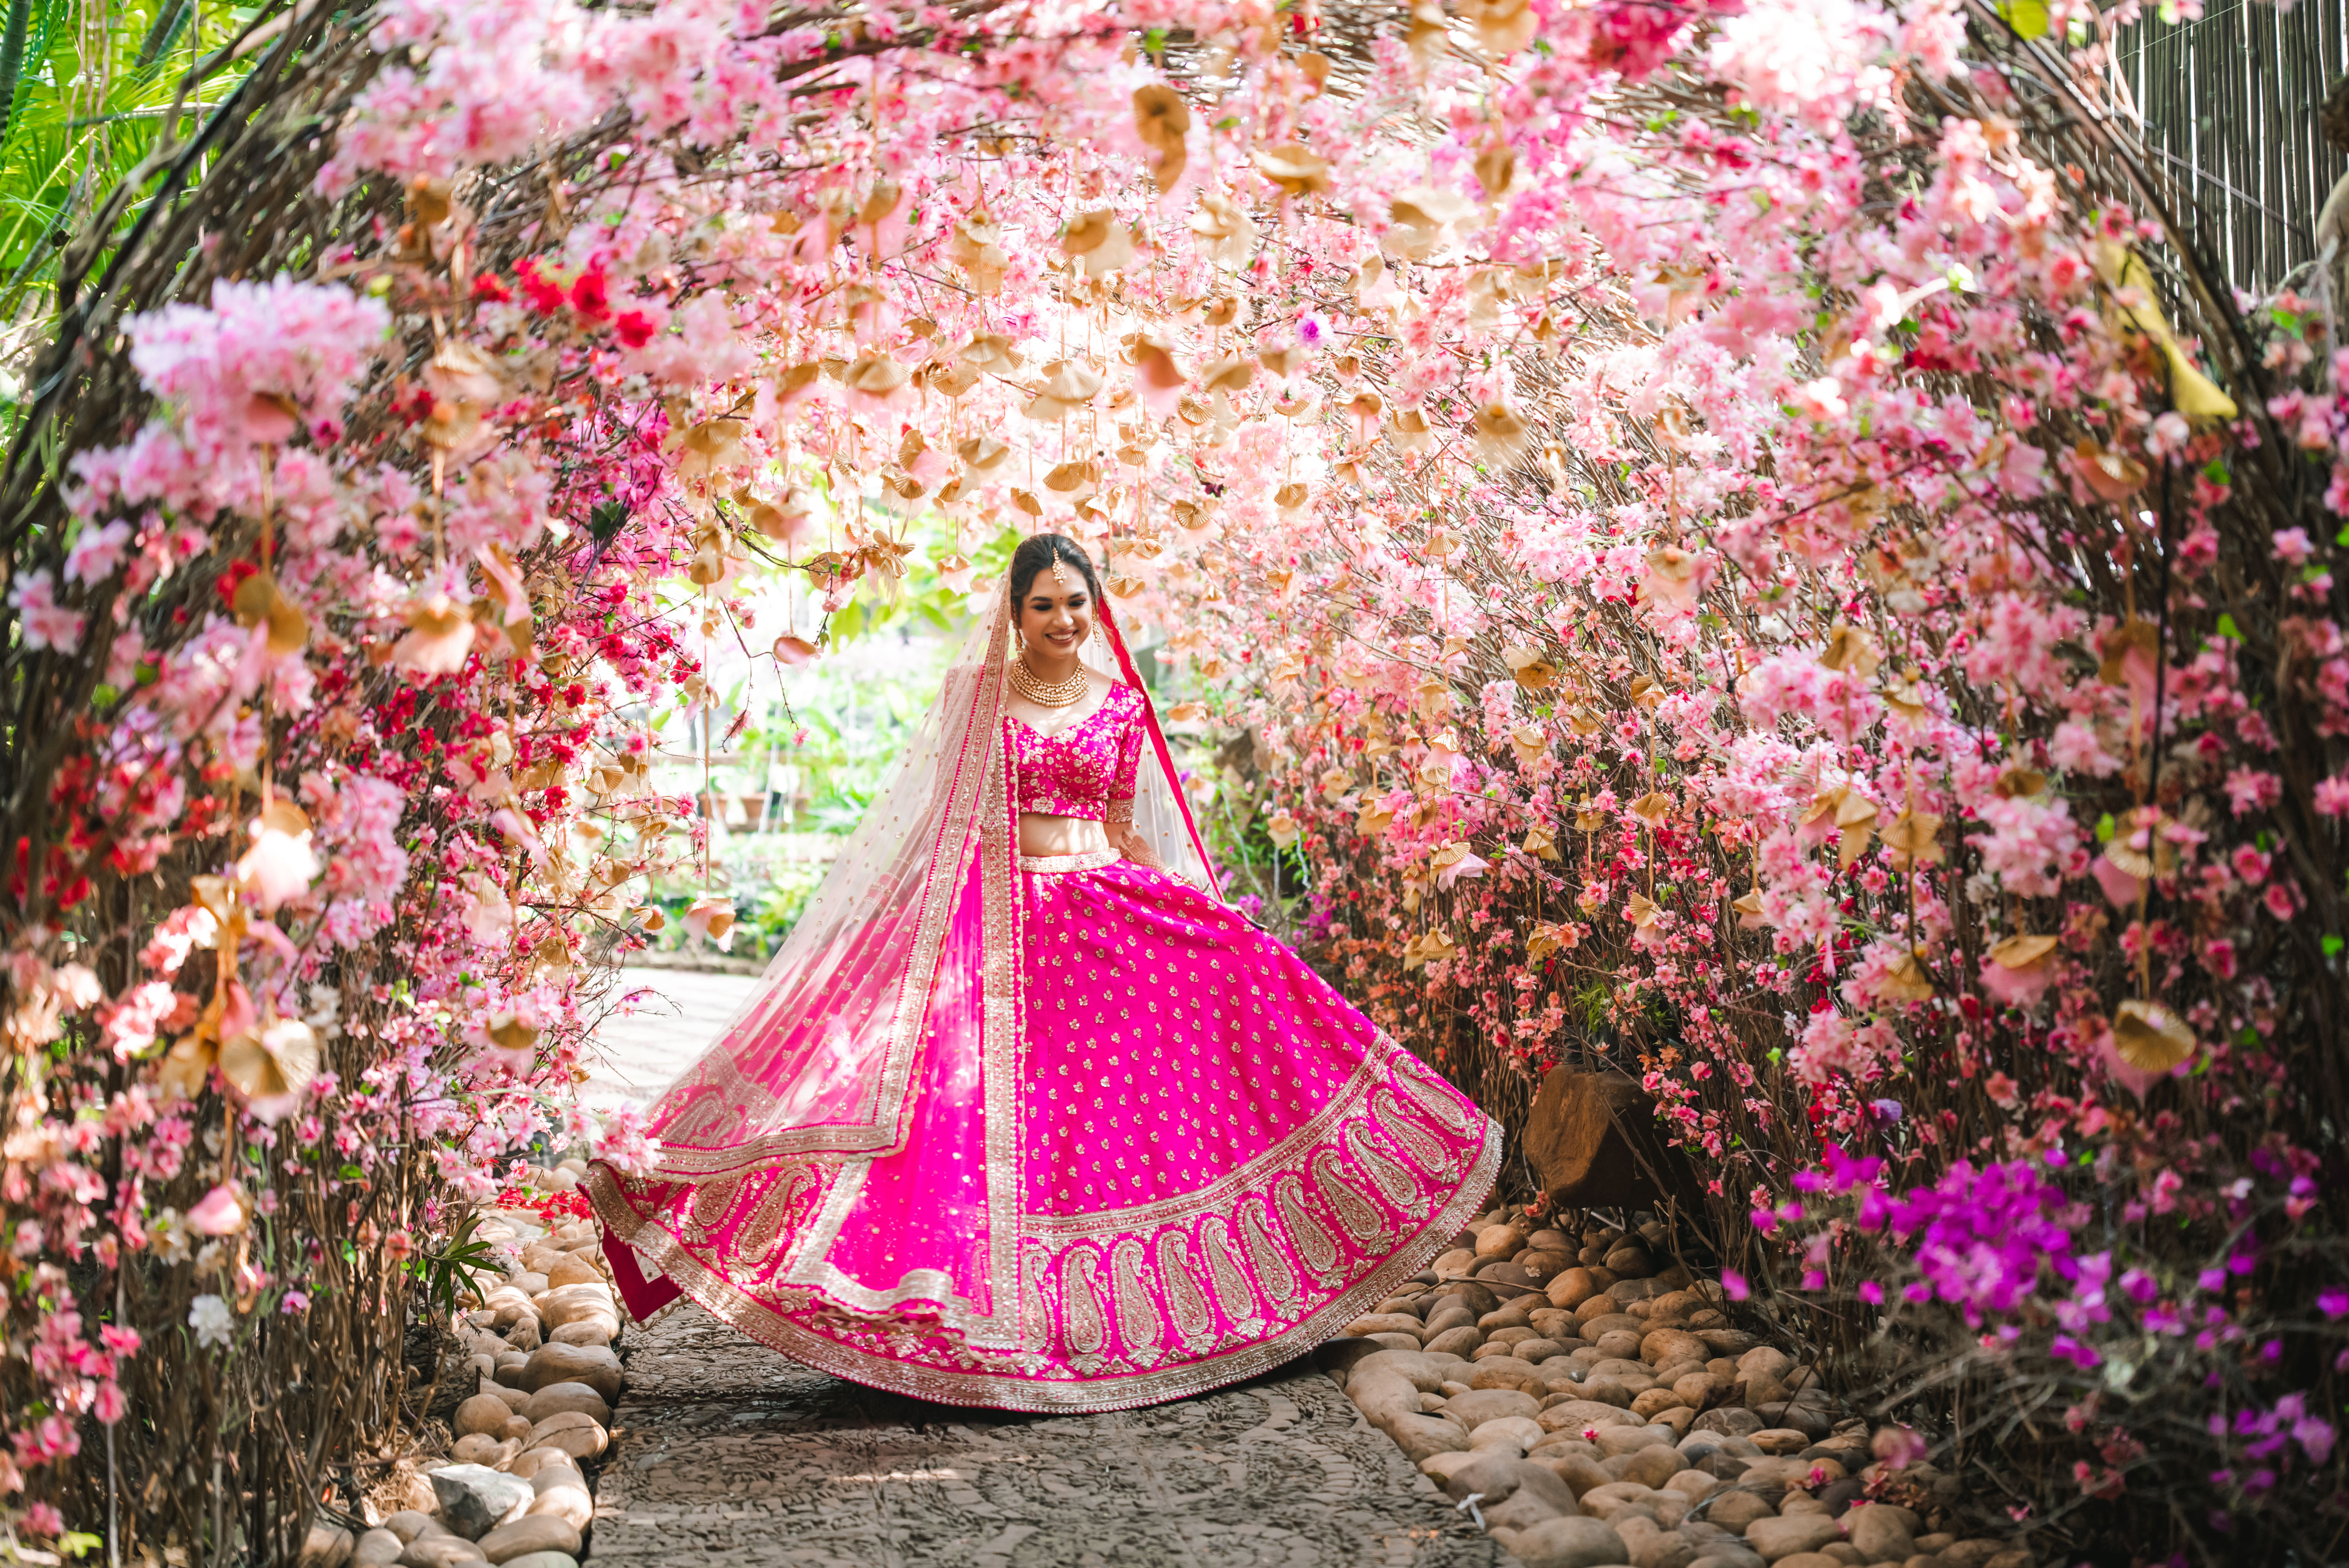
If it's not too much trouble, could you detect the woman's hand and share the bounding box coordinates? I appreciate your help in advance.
[1106,823,1166,871]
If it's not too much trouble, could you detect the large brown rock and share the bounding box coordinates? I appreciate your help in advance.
[1744,1514,1839,1561]
[1476,1223,1530,1259]
[1424,1326,1486,1358]
[473,1515,580,1566]
[523,1412,609,1461]
[1710,1490,1778,1534]
[1521,1069,1704,1210]
[544,1251,603,1289]
[1387,1412,1472,1464]
[519,1343,620,1401]
[1445,1388,1543,1429]
[1491,1516,1629,1568]
[521,1382,611,1427]
[454,1394,516,1439]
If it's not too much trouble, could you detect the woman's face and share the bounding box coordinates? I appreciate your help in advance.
[1017,572,1094,662]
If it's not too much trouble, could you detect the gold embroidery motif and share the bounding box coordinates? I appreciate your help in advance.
[1309,1148,1390,1246]
[694,1173,745,1226]
[1240,1195,1304,1313]
[1060,1247,1110,1373]
[1155,1229,1217,1353]
[1392,1051,1481,1137]
[1271,1175,1342,1285]
[1372,1087,1463,1180]
[733,1165,821,1273]
[1109,1237,1163,1369]
[1197,1214,1263,1336]
[1018,1241,1053,1354]
[652,1073,750,1151]
[1346,1120,1424,1212]
[673,1173,745,1245]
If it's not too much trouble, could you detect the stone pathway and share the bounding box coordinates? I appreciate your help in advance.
[579,965,1497,1568]
[588,1306,1501,1568]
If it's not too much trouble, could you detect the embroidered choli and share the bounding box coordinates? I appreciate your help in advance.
[1006,683,1146,823]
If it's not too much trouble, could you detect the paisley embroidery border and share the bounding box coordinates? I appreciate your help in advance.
[590,1118,1500,1413]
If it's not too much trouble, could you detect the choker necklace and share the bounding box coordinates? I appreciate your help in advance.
[1010,652,1089,708]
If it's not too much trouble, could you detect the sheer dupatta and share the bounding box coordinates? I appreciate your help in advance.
[1085,592,1218,897]
[601,576,1220,1345]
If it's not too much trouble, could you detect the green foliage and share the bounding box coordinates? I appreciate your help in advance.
[0,0,262,404]
[413,1209,502,1324]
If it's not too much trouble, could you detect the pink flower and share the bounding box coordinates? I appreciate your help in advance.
[2272,527,2314,566]
[1792,376,1848,421]
[2314,774,2349,817]
[8,570,84,652]
[64,519,133,585]
[2224,768,2282,818]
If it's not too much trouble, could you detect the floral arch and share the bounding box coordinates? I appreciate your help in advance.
[0,0,2342,1557]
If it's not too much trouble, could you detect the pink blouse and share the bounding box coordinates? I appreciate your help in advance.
[1007,683,1147,822]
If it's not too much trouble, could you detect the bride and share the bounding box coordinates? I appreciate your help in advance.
[589,531,1499,1410]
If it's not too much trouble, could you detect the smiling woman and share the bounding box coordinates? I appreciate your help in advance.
[589,530,1501,1411]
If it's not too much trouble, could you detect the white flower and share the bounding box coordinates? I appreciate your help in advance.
[189,1293,235,1349]
[150,1208,190,1265]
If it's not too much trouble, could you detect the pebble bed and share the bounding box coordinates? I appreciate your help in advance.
[296,1158,620,1568]
[1317,1210,2041,1568]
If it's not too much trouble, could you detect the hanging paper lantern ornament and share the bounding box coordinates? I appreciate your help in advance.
[1060,210,1136,278]
[2113,997,2197,1072]
[1879,809,1946,870]
[235,799,319,913]
[219,1016,321,1122]
[683,894,736,952]
[185,1183,250,1237]
[1188,195,1258,268]
[1132,85,1190,193]
[841,354,911,412]
[231,571,309,655]
[1981,934,2060,1007]
[1023,360,1103,421]
[391,594,476,674]
[1876,949,1936,1002]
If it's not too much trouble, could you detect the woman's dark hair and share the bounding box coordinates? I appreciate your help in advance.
[1008,533,1104,607]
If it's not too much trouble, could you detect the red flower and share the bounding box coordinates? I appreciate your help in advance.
[569,267,611,323]
[471,273,512,304]
[513,258,568,315]
[215,559,260,606]
[614,311,656,348]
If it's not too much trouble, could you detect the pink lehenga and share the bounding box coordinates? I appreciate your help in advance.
[588,585,1500,1412]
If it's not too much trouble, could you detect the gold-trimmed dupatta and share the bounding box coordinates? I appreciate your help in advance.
[630,589,1017,1181]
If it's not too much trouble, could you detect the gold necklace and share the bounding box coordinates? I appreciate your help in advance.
[1009,652,1089,708]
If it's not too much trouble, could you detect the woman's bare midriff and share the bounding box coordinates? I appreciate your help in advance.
[1019,812,1112,858]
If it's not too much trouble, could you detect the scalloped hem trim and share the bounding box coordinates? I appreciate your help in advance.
[586,1126,1500,1414]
